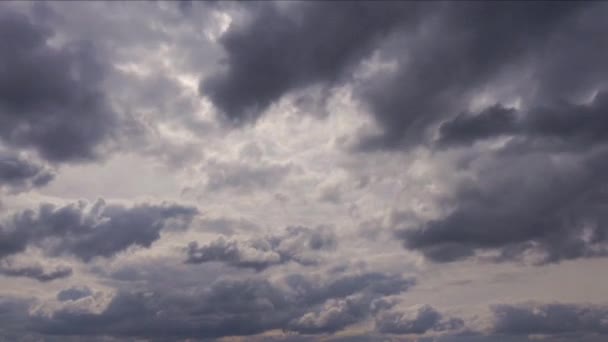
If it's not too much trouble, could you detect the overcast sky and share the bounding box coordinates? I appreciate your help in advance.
[1,1,608,341]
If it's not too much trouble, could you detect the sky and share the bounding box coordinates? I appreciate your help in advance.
[0,1,607,341]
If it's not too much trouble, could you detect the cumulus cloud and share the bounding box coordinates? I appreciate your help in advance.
[195,1,608,267]
[438,92,608,148]
[356,2,595,149]
[0,151,54,193]
[375,305,465,335]
[288,294,376,334]
[1,2,608,341]
[491,303,608,336]
[0,199,198,262]
[185,225,336,270]
[17,271,414,340]
[0,9,117,163]
[393,75,608,265]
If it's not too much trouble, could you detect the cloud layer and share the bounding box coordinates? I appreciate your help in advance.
[0,1,607,341]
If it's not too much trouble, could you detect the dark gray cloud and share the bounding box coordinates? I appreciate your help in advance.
[30,282,288,339]
[185,225,336,271]
[25,272,413,339]
[437,105,519,147]
[387,9,608,264]
[4,299,607,342]
[0,221,29,260]
[438,92,608,148]
[201,2,607,150]
[0,199,197,262]
[0,297,32,341]
[398,91,608,264]
[0,265,72,282]
[492,303,608,337]
[284,272,415,307]
[200,1,425,123]
[0,152,54,193]
[375,305,464,335]
[1,2,608,341]
[398,146,608,263]
[357,1,595,149]
[425,335,607,342]
[56,287,93,302]
[0,9,117,163]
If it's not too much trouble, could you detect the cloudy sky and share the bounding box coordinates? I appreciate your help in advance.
[1,1,608,341]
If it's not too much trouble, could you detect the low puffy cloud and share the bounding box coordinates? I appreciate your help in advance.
[0,9,117,163]
[491,303,608,336]
[375,305,465,335]
[288,295,376,334]
[284,272,415,307]
[30,282,288,338]
[0,199,198,262]
[0,151,54,193]
[6,297,608,341]
[23,271,414,339]
[185,225,336,270]
[186,237,282,271]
